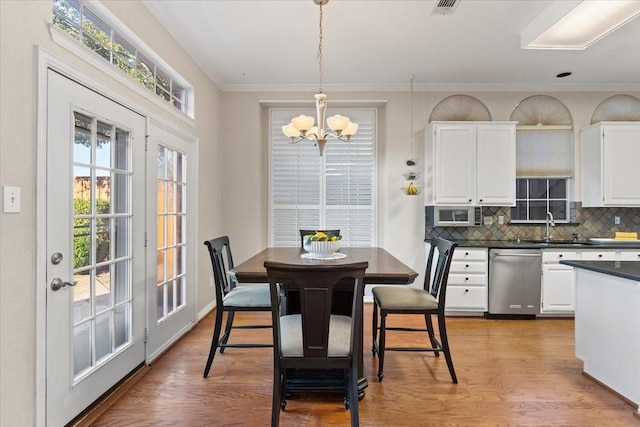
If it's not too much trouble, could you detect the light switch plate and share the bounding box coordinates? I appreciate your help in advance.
[3,186,21,213]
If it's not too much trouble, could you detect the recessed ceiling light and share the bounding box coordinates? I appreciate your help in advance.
[556,72,572,78]
[521,0,640,50]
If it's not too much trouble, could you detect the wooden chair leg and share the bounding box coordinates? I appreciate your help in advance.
[437,313,457,384]
[203,308,224,378]
[348,366,359,427]
[219,311,235,352]
[371,301,379,355]
[377,311,387,382]
[424,314,440,357]
[271,367,282,426]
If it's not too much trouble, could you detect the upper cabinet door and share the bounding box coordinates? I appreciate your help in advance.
[476,124,516,206]
[603,125,640,206]
[425,122,516,206]
[432,124,476,205]
[582,122,640,207]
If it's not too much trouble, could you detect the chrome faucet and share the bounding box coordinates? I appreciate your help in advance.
[544,211,555,242]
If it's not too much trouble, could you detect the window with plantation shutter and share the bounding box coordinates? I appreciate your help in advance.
[269,109,377,247]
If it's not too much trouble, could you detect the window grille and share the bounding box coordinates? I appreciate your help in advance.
[52,0,190,114]
[511,178,569,223]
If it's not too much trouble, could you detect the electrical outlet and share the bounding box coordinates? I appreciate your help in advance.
[498,215,504,225]
[614,216,621,225]
[3,186,21,213]
[484,216,493,226]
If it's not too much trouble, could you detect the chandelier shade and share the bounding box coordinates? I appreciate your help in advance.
[281,0,358,156]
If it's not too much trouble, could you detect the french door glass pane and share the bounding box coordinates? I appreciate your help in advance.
[156,145,187,322]
[71,111,133,381]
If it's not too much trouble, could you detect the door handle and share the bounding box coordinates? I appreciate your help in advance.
[51,277,77,291]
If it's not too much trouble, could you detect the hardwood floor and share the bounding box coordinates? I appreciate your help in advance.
[90,306,639,426]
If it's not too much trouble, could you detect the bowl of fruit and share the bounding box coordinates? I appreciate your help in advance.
[303,231,342,257]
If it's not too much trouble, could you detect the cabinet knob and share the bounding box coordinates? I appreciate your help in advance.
[559,254,563,258]
[464,289,469,293]
[465,252,469,256]
[468,199,472,202]
[464,277,469,281]
[479,199,483,202]
[598,254,603,258]
[465,264,469,268]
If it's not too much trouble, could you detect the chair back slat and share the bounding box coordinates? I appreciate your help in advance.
[427,237,458,306]
[300,287,332,357]
[204,236,236,303]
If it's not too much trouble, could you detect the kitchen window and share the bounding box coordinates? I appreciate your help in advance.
[509,95,573,223]
[511,178,569,222]
[269,109,377,247]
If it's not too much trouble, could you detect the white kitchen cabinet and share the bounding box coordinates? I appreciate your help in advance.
[540,248,638,315]
[425,122,516,206]
[541,250,579,314]
[579,249,616,261]
[445,247,488,314]
[541,263,576,313]
[581,122,640,207]
[620,250,640,261]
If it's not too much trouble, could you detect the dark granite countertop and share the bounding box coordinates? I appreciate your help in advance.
[559,260,640,282]
[424,239,640,250]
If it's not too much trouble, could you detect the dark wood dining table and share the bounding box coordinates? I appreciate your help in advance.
[230,247,418,395]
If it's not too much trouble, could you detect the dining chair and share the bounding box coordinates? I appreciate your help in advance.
[299,229,340,247]
[264,260,368,427]
[202,236,272,378]
[371,237,459,383]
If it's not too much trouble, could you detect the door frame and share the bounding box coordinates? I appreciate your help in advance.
[35,47,199,426]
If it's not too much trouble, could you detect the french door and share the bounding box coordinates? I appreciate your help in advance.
[45,70,146,426]
[145,122,196,359]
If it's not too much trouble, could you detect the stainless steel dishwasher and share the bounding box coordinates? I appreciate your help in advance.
[487,248,542,318]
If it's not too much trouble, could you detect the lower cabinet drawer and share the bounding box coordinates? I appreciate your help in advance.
[446,286,487,310]
[450,261,486,274]
[448,273,486,286]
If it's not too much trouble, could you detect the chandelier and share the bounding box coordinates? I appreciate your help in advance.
[281,0,358,156]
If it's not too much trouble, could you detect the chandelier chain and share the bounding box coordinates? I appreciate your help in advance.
[318,2,324,93]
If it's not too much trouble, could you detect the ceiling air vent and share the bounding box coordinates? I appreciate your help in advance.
[432,0,460,15]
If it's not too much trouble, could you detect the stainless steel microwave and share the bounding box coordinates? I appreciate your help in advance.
[425,206,482,227]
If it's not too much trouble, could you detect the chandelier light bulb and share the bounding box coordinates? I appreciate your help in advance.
[282,124,301,138]
[291,115,315,132]
[342,122,358,138]
[307,126,320,140]
[327,115,351,133]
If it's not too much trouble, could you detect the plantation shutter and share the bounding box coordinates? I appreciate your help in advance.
[270,108,377,247]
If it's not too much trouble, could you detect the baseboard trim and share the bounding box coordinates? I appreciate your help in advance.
[581,371,639,417]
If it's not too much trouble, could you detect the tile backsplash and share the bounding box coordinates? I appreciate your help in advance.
[427,203,640,241]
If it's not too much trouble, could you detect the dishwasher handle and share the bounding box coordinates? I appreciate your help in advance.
[492,253,541,257]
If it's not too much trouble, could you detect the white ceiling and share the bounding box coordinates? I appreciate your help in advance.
[142,0,640,92]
